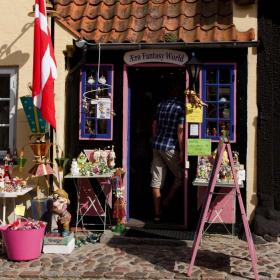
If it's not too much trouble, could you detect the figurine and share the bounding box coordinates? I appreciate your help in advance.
[108,146,116,169]
[3,148,13,164]
[52,189,71,237]
[185,89,207,108]
[100,149,109,164]
[77,152,87,167]
[70,159,80,176]
[93,149,101,163]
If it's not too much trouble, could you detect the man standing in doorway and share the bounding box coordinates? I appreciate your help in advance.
[151,84,184,223]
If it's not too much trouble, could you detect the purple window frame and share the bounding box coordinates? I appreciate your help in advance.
[79,64,114,140]
[201,64,236,142]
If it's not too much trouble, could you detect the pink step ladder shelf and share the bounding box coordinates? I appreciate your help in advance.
[187,139,259,280]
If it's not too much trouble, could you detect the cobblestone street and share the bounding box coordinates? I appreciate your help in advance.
[0,231,279,280]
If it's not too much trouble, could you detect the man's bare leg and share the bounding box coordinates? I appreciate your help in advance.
[152,187,161,219]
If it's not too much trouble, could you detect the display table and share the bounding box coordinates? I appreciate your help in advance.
[0,186,35,225]
[64,173,113,232]
[193,180,244,231]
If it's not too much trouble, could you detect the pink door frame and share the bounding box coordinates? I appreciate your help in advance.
[123,63,189,227]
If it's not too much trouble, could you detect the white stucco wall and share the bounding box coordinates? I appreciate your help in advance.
[0,1,74,221]
[0,1,73,170]
[234,2,258,221]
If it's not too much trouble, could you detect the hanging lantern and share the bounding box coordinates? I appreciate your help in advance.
[186,52,202,92]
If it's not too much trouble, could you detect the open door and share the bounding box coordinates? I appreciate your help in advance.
[123,64,190,227]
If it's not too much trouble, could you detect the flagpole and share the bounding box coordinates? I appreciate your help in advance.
[49,10,54,192]
[49,4,60,191]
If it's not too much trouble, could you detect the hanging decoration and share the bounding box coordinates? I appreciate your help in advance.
[185,89,207,108]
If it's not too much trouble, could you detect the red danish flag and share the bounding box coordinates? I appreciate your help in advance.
[32,0,57,129]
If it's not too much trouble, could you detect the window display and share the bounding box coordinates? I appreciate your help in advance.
[201,65,235,142]
[79,64,114,140]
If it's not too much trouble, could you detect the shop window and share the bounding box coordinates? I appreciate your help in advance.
[201,64,235,142]
[0,68,17,160]
[79,64,114,140]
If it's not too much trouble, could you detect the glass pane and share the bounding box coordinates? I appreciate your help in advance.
[85,103,96,118]
[206,86,218,101]
[219,68,230,84]
[97,119,108,134]
[0,127,9,150]
[219,103,230,119]
[0,75,10,98]
[0,101,10,124]
[219,87,230,101]
[206,121,218,137]
[206,103,218,118]
[219,121,230,138]
[85,119,96,135]
[206,69,217,84]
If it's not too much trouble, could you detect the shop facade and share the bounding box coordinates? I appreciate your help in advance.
[0,0,258,229]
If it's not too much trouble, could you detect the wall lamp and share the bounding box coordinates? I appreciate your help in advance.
[75,39,88,49]
[186,52,202,92]
[74,39,99,49]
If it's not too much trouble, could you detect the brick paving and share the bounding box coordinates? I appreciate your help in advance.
[0,231,279,280]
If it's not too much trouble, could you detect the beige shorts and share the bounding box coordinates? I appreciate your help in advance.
[150,149,183,189]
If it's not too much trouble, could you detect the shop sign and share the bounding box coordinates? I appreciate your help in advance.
[186,104,203,123]
[124,49,188,65]
[188,139,211,156]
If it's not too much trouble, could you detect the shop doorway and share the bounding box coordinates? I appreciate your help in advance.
[126,65,186,225]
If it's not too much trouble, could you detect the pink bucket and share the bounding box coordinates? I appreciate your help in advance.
[0,224,46,261]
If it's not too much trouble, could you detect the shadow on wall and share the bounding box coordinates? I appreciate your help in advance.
[0,22,33,67]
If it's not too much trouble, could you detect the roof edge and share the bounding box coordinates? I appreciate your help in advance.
[74,40,259,50]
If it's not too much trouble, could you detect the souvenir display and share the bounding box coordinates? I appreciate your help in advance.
[0,164,28,193]
[195,150,245,184]
[70,147,116,176]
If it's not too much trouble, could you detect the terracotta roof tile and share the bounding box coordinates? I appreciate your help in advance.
[54,0,255,43]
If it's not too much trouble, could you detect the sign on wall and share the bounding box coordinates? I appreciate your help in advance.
[186,104,203,123]
[124,49,188,65]
[188,139,211,156]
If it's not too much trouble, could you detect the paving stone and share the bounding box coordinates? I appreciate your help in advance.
[104,272,124,278]
[124,271,149,279]
[18,270,40,278]
[29,260,41,267]
[113,266,132,273]
[82,271,104,278]
[174,272,188,279]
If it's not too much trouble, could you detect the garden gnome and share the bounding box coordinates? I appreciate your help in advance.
[52,189,71,237]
